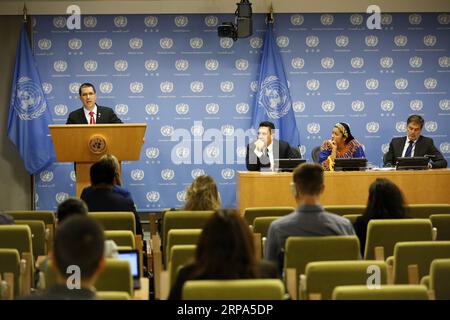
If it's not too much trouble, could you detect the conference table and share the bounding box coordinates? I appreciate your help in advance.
[237,169,450,214]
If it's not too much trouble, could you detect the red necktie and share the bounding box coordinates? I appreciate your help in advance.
[89,111,96,124]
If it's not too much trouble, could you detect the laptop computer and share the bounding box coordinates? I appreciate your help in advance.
[117,249,141,289]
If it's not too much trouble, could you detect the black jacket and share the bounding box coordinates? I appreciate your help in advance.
[66,106,123,124]
[384,136,447,168]
[246,139,299,171]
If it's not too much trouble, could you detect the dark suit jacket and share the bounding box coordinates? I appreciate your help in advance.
[384,136,447,168]
[66,105,123,124]
[246,139,299,171]
[22,284,96,300]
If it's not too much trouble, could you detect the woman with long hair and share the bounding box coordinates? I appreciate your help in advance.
[184,175,221,211]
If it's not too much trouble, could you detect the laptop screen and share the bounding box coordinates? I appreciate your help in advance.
[117,250,139,278]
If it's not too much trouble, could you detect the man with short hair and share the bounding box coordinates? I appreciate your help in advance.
[246,121,300,171]
[264,163,355,273]
[384,114,447,168]
[66,83,122,124]
[56,198,88,223]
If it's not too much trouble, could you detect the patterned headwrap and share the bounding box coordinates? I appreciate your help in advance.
[334,123,349,138]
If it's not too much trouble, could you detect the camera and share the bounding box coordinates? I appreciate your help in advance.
[218,0,253,41]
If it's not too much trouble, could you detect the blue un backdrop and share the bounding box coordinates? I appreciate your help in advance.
[32,13,450,211]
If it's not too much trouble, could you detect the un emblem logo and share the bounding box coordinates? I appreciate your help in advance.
[145,59,159,72]
[115,104,128,115]
[68,38,82,50]
[175,103,189,115]
[84,60,98,72]
[336,79,349,90]
[177,191,187,202]
[396,122,407,133]
[250,81,258,92]
[290,14,304,26]
[114,16,128,27]
[54,60,68,72]
[306,36,319,48]
[54,104,68,116]
[424,78,437,90]
[437,13,450,25]
[146,191,160,202]
[175,16,188,27]
[100,82,113,94]
[191,125,204,137]
[88,135,107,154]
[293,101,306,113]
[12,76,47,121]
[84,16,97,28]
[235,59,249,71]
[381,100,394,112]
[381,143,390,154]
[129,38,143,49]
[335,36,349,48]
[69,82,80,94]
[350,14,363,25]
[409,56,422,68]
[381,14,393,25]
[423,35,437,47]
[351,57,364,69]
[191,81,204,93]
[131,169,144,181]
[56,192,69,204]
[276,36,290,48]
[204,16,218,27]
[258,76,291,119]
[160,125,174,137]
[130,82,144,94]
[365,35,378,47]
[366,122,380,133]
[307,123,320,134]
[146,147,160,159]
[321,14,334,25]
[380,57,393,69]
[161,169,175,181]
[440,142,450,154]
[160,81,174,93]
[220,81,234,93]
[190,37,203,49]
[394,35,408,47]
[366,79,379,90]
[206,103,220,114]
[425,121,438,132]
[250,37,263,49]
[114,60,128,72]
[206,146,220,158]
[53,17,66,28]
[395,78,408,90]
[145,103,159,115]
[351,100,365,112]
[409,14,422,25]
[40,170,54,182]
[321,57,335,69]
[191,169,206,179]
[410,100,423,111]
[38,39,51,50]
[439,99,450,111]
[321,101,335,112]
[175,147,190,159]
[70,171,76,182]
[42,82,53,94]
[306,79,320,91]
[221,168,235,180]
[160,37,173,49]
[98,38,112,50]
[221,125,235,136]
[144,16,158,27]
[205,59,219,71]
[220,38,234,49]
[438,56,450,68]
[236,147,247,158]
[175,59,189,71]
[236,102,249,114]
[291,57,305,69]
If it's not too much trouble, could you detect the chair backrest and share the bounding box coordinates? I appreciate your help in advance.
[430,214,450,241]
[0,249,21,298]
[162,211,214,247]
[166,229,202,266]
[393,241,450,284]
[243,207,294,225]
[311,146,320,163]
[104,230,135,249]
[342,214,361,224]
[332,285,429,300]
[97,291,131,300]
[253,217,280,238]
[284,236,360,276]
[0,225,33,258]
[429,258,450,300]
[323,205,366,216]
[182,279,286,300]
[5,210,55,227]
[168,245,196,287]
[15,220,47,257]
[305,260,387,300]
[364,219,433,260]
[89,212,136,234]
[406,204,450,219]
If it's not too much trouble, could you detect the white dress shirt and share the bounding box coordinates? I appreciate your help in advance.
[401,138,417,157]
[253,142,274,171]
[83,104,98,124]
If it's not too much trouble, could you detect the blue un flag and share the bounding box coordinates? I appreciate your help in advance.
[251,22,300,148]
[7,24,55,174]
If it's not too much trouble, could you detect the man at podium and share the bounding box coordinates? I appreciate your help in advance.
[66,83,123,124]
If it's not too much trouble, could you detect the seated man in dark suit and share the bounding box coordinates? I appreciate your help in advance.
[384,115,447,169]
[66,82,123,124]
[246,121,300,171]
[81,159,143,236]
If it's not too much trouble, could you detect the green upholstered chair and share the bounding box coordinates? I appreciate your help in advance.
[332,285,429,300]
[253,216,280,238]
[89,212,136,234]
[104,230,135,249]
[162,211,213,247]
[323,205,366,216]
[16,220,47,258]
[0,249,21,298]
[165,229,202,267]
[430,214,450,241]
[168,245,196,288]
[406,204,450,219]
[243,207,294,225]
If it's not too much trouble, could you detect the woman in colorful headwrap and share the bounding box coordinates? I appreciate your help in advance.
[319,122,365,171]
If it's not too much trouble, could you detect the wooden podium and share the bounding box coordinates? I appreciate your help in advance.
[49,124,147,197]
